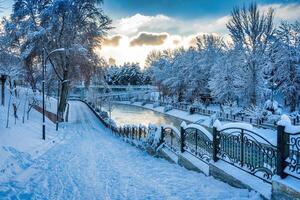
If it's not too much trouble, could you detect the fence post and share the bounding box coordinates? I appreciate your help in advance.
[139,126,142,140]
[276,125,289,178]
[240,129,244,167]
[180,126,185,153]
[212,127,219,162]
[160,126,165,144]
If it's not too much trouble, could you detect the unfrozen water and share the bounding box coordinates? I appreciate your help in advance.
[103,103,186,129]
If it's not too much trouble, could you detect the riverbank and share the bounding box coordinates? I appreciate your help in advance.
[113,101,277,145]
[114,101,210,124]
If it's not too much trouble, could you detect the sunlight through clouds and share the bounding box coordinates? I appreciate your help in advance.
[99,3,300,67]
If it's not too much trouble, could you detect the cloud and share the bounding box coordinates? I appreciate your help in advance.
[100,3,300,67]
[103,35,122,46]
[111,14,171,36]
[110,13,229,37]
[129,32,168,46]
[259,3,300,22]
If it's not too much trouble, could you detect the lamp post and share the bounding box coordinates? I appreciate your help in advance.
[42,48,66,140]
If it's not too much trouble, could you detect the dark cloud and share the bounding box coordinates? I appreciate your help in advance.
[130,32,168,46]
[103,35,122,46]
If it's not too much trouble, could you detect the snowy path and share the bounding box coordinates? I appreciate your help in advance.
[0,101,260,200]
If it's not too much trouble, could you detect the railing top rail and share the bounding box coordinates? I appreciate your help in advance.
[278,114,300,135]
[214,121,253,132]
[214,120,277,146]
[182,122,213,141]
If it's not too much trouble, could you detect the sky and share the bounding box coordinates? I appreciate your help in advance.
[1,0,300,67]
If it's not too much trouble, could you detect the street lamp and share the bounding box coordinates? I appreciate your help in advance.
[42,48,66,140]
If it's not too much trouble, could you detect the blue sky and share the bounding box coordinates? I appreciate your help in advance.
[1,0,300,66]
[102,0,299,19]
[1,0,299,19]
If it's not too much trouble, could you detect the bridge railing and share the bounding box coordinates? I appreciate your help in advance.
[277,118,300,180]
[213,122,277,182]
[181,122,213,164]
[161,125,181,154]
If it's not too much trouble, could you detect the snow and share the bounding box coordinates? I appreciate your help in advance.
[162,124,180,138]
[273,175,300,193]
[277,114,292,126]
[181,151,210,175]
[216,122,254,132]
[212,160,272,199]
[184,123,213,140]
[161,147,178,163]
[0,88,64,183]
[278,114,300,134]
[285,125,300,135]
[0,101,261,199]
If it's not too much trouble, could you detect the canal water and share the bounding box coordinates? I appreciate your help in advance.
[103,103,186,129]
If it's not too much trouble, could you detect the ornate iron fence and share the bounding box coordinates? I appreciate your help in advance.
[277,124,300,180]
[82,98,300,184]
[182,124,213,163]
[117,125,148,140]
[214,125,277,182]
[162,126,180,154]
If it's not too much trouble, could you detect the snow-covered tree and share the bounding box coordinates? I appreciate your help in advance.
[209,47,239,103]
[272,21,300,111]
[193,35,224,102]
[226,3,274,106]
[3,0,112,118]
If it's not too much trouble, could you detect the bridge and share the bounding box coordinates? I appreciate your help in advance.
[69,84,157,99]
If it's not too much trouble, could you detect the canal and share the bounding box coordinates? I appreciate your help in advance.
[103,103,186,129]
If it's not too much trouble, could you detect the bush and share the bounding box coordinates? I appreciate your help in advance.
[189,106,196,114]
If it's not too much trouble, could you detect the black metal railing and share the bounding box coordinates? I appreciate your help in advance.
[277,125,300,180]
[82,97,300,183]
[117,125,148,140]
[215,127,277,182]
[162,126,180,154]
[182,126,213,163]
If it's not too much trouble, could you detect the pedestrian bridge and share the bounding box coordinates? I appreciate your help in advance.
[69,84,157,99]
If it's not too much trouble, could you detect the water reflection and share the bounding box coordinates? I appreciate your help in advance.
[103,103,185,129]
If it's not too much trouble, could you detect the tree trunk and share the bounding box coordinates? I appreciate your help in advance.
[58,69,69,120]
[1,75,7,106]
[289,91,297,112]
[250,63,257,106]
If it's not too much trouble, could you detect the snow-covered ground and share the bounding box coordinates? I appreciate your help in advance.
[0,88,65,184]
[0,101,261,199]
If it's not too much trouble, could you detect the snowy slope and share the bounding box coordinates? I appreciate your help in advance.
[0,87,64,183]
[0,101,261,199]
